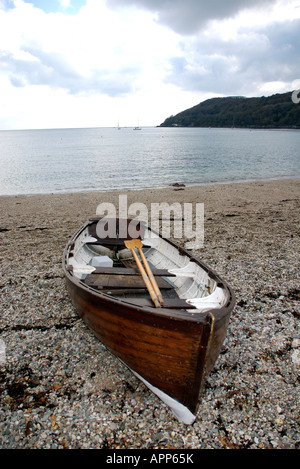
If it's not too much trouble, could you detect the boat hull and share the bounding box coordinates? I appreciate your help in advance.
[63,219,235,423]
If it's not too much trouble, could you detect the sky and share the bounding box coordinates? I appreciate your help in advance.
[0,0,299,130]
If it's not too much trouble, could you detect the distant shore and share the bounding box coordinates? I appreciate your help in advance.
[159,91,300,128]
[1,178,299,449]
[159,125,300,129]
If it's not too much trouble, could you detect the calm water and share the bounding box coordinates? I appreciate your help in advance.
[0,126,299,196]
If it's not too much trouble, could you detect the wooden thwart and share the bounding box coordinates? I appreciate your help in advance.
[124,297,196,309]
[91,267,176,277]
[84,273,172,290]
[86,238,128,246]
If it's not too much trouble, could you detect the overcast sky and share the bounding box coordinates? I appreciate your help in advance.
[0,0,299,129]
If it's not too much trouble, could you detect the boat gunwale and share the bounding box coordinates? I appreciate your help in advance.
[62,218,235,324]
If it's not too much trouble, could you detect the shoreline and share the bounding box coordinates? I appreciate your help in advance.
[1,178,299,221]
[2,125,300,132]
[0,178,299,449]
[1,175,300,199]
[1,174,300,199]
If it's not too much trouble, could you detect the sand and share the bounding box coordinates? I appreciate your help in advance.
[0,178,299,449]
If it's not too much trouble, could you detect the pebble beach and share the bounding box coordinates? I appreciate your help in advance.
[0,178,299,449]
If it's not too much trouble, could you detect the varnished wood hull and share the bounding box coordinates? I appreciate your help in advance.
[62,218,235,423]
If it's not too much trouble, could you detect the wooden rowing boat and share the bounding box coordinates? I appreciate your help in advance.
[62,217,235,424]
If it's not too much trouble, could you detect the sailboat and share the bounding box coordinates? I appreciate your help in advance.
[133,119,141,130]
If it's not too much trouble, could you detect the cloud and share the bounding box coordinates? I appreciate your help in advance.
[0,1,153,97]
[0,47,139,96]
[164,17,300,96]
[9,0,87,14]
[0,0,299,129]
[107,0,275,34]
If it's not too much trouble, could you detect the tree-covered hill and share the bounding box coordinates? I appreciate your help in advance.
[159,92,300,128]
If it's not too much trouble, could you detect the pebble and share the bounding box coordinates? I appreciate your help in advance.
[0,182,299,449]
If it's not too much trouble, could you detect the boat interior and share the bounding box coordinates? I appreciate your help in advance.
[66,218,227,312]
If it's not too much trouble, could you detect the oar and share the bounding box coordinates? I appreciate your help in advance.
[133,238,164,306]
[124,240,161,308]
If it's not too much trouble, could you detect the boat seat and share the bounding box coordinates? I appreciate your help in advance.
[85,238,129,246]
[88,218,146,241]
[91,267,176,277]
[84,273,173,290]
[123,297,196,309]
[85,239,154,249]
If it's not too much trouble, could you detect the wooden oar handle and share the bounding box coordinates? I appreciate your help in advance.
[130,249,161,308]
[138,248,164,305]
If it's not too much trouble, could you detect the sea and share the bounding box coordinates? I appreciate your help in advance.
[0,126,299,196]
